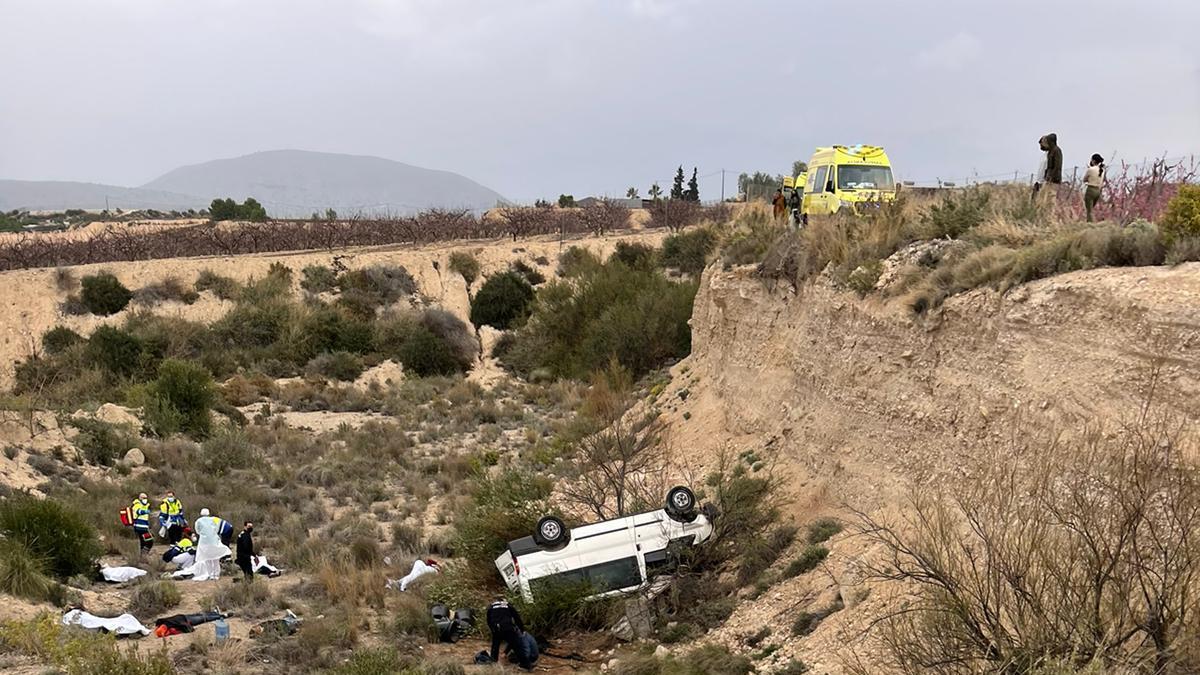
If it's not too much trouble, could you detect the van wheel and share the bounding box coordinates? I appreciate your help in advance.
[533,515,570,549]
[665,486,697,522]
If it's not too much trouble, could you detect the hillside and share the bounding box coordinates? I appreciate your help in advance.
[0,150,505,216]
[654,260,1200,671]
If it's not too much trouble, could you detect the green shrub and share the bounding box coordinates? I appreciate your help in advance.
[737,524,798,585]
[1160,184,1200,244]
[1167,236,1200,265]
[611,241,658,270]
[337,265,417,306]
[845,260,882,295]
[790,598,843,637]
[420,309,477,371]
[79,272,132,315]
[213,301,291,348]
[511,578,616,638]
[146,359,215,438]
[300,265,338,293]
[397,325,463,377]
[66,418,129,466]
[777,658,810,674]
[448,252,480,285]
[470,271,535,329]
[306,351,365,381]
[659,621,699,644]
[782,545,829,578]
[42,327,83,355]
[453,470,554,586]
[127,579,182,617]
[805,517,843,544]
[132,277,199,306]
[679,644,754,675]
[294,305,375,361]
[501,262,696,379]
[194,269,241,300]
[920,187,990,239]
[557,246,602,278]
[510,259,546,285]
[199,427,257,474]
[86,326,149,379]
[661,228,718,275]
[0,541,54,601]
[0,495,103,578]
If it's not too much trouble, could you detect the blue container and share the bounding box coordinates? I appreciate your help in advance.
[214,618,229,644]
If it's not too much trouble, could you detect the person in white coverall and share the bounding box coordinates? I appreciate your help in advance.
[173,508,232,581]
[387,558,440,591]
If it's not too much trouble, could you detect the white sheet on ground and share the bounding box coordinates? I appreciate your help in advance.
[62,609,150,636]
[100,566,147,583]
[168,552,195,569]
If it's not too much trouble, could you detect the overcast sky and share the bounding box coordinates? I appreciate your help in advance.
[2,0,1198,202]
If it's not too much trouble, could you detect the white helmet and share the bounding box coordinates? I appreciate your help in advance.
[200,508,211,517]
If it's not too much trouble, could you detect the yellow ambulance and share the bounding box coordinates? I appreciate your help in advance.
[801,145,896,220]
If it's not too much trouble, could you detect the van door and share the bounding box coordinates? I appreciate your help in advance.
[803,165,829,216]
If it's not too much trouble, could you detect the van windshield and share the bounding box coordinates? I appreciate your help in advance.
[838,165,894,191]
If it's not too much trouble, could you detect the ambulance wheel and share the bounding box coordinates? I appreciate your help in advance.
[533,516,570,550]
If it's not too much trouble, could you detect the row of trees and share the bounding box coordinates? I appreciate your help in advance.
[209,197,268,222]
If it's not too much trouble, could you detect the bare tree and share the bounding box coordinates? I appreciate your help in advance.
[558,365,670,520]
[851,404,1200,675]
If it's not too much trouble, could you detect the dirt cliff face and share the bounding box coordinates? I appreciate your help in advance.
[660,261,1200,671]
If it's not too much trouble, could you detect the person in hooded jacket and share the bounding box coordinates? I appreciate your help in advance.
[1042,134,1063,184]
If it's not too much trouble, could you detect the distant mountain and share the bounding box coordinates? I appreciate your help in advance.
[0,150,506,217]
[0,180,202,213]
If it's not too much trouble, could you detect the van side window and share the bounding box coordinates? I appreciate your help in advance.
[530,557,642,595]
[811,166,828,194]
[588,557,642,591]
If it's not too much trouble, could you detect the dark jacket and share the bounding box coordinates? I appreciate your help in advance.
[1043,133,1063,184]
[236,530,254,563]
[487,600,527,663]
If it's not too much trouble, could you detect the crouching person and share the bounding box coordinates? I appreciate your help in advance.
[488,597,537,671]
[162,528,196,569]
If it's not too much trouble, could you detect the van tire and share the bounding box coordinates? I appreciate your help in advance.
[533,515,570,550]
[665,486,697,522]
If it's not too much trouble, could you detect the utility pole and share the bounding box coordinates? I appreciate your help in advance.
[720,169,725,202]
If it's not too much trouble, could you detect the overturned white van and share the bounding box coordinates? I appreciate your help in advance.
[494,486,714,602]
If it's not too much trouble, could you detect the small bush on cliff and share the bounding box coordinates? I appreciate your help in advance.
[80,272,132,315]
[448,252,480,286]
[661,228,718,275]
[87,326,148,378]
[469,271,535,330]
[1161,184,1200,244]
[41,327,83,355]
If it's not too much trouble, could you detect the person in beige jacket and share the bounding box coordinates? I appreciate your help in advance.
[1083,153,1105,222]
